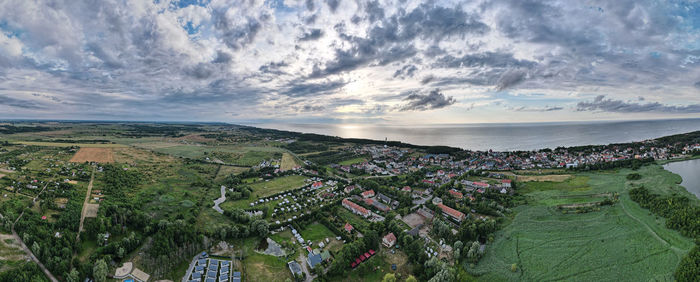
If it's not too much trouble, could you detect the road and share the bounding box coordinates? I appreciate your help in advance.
[297,252,315,282]
[11,183,59,282]
[76,166,96,242]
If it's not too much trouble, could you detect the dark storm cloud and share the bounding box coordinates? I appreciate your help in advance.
[694,81,700,89]
[298,29,324,41]
[577,95,700,113]
[399,88,455,111]
[186,63,215,79]
[212,51,233,64]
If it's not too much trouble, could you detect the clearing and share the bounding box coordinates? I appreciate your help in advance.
[70,148,115,163]
[248,175,307,199]
[15,141,126,148]
[514,174,572,182]
[280,153,300,171]
[471,166,695,281]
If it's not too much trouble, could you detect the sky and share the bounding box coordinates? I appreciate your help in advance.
[1,0,700,125]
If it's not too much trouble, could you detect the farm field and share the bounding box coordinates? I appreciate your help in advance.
[14,141,127,148]
[133,143,284,166]
[280,153,300,171]
[471,166,697,281]
[70,148,115,163]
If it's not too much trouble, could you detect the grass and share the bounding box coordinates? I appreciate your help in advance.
[471,165,696,281]
[13,141,127,148]
[280,153,300,171]
[338,157,366,166]
[299,223,336,243]
[233,237,292,282]
[248,175,307,199]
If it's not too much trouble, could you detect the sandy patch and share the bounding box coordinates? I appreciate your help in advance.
[70,148,114,163]
[84,203,99,217]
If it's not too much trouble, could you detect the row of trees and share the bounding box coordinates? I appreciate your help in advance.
[629,186,700,281]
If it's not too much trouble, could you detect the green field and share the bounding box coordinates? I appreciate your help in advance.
[14,141,127,148]
[300,223,336,243]
[248,175,307,198]
[471,165,696,281]
[338,157,366,166]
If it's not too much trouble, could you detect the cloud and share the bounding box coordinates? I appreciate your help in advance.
[298,29,324,41]
[399,89,456,111]
[0,94,45,109]
[281,79,347,98]
[694,81,700,89]
[513,106,563,112]
[496,70,527,91]
[325,0,341,12]
[576,95,700,113]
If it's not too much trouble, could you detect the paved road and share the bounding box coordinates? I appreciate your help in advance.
[11,183,59,282]
[76,166,96,242]
[297,252,315,282]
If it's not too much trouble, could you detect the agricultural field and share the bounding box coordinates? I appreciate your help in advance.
[280,152,300,171]
[70,148,115,163]
[471,166,697,281]
[13,141,127,148]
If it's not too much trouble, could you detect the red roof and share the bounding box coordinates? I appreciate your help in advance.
[437,203,465,220]
[501,179,512,183]
[351,262,357,268]
[383,232,397,244]
[360,254,366,261]
[361,190,375,198]
[312,181,323,188]
[344,222,354,232]
[355,258,361,264]
[448,189,463,199]
[364,252,370,258]
[473,182,489,187]
[369,249,376,255]
[402,186,411,191]
[342,199,369,216]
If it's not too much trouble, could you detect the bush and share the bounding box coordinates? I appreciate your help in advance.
[626,173,642,180]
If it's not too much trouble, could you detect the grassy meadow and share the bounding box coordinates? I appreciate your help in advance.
[471,165,697,281]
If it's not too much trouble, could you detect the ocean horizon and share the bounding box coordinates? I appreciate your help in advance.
[252,118,700,151]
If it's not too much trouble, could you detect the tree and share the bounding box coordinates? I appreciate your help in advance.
[406,275,418,282]
[251,219,269,237]
[93,259,108,282]
[31,242,41,258]
[382,273,397,282]
[66,268,80,282]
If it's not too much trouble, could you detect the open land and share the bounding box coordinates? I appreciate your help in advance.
[70,148,115,163]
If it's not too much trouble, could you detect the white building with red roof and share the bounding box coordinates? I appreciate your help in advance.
[437,203,466,222]
[342,198,370,218]
[361,189,375,198]
[382,233,397,248]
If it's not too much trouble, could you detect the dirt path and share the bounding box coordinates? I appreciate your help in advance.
[619,197,684,256]
[76,166,96,242]
[297,252,315,282]
[11,183,59,282]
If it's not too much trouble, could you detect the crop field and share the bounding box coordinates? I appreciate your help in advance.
[14,141,126,148]
[70,148,115,163]
[280,153,300,171]
[471,166,696,281]
[134,143,285,166]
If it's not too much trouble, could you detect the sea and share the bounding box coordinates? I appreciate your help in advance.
[253,118,700,151]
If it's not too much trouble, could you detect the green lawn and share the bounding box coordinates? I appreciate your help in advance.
[471,166,696,281]
[299,223,336,243]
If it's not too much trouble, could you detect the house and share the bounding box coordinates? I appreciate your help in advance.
[344,222,354,233]
[382,233,397,248]
[437,203,466,222]
[344,185,356,193]
[365,198,390,212]
[361,189,375,198]
[402,186,411,192]
[342,198,370,218]
[501,179,512,188]
[432,197,442,205]
[288,261,303,277]
[311,181,323,189]
[448,189,463,199]
[376,193,392,204]
[307,252,323,268]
